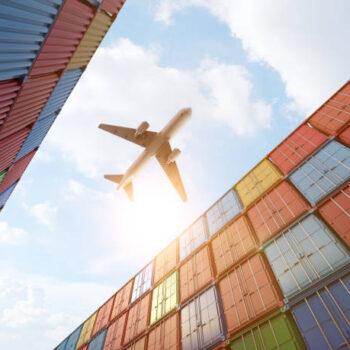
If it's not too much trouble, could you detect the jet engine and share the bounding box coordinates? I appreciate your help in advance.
[135,121,149,137]
[166,148,181,164]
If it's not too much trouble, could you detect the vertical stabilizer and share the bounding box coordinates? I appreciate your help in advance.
[124,182,134,201]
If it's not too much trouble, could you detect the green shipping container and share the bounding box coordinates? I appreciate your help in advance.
[227,310,306,350]
[0,169,8,185]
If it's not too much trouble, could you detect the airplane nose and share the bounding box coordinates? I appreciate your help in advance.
[181,107,192,118]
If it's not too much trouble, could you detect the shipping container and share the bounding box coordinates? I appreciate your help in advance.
[103,312,126,350]
[247,181,310,244]
[180,246,213,303]
[76,312,98,349]
[0,180,18,208]
[181,286,226,350]
[0,169,7,185]
[123,293,151,345]
[308,81,350,136]
[319,182,350,248]
[65,324,83,350]
[226,310,306,350]
[219,253,284,336]
[148,313,179,350]
[291,273,350,350]
[235,158,282,209]
[150,271,178,325]
[154,240,177,284]
[92,296,114,337]
[0,127,31,172]
[124,336,146,350]
[264,214,350,300]
[110,279,133,321]
[179,217,208,262]
[211,216,257,276]
[88,328,107,350]
[131,263,153,303]
[0,79,21,126]
[339,125,350,147]
[0,148,37,193]
[0,73,59,139]
[206,189,242,237]
[65,11,113,71]
[55,338,68,350]
[0,0,63,80]
[269,123,329,175]
[289,140,350,205]
[28,0,94,77]
[100,0,125,16]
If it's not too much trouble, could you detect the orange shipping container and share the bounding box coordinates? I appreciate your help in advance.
[123,293,151,345]
[339,125,350,147]
[148,313,179,350]
[103,312,127,350]
[211,216,257,276]
[92,295,115,337]
[218,253,284,337]
[154,240,178,284]
[110,279,133,321]
[100,0,126,16]
[124,336,146,350]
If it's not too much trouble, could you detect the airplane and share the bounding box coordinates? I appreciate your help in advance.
[98,107,192,202]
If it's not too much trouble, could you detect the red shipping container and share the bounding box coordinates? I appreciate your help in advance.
[339,125,350,147]
[0,148,37,193]
[92,295,115,337]
[0,74,59,140]
[148,313,179,350]
[124,336,146,350]
[100,0,126,16]
[180,246,214,303]
[218,253,284,337]
[103,312,127,350]
[269,123,328,175]
[247,181,310,244]
[319,183,350,248]
[110,279,133,321]
[0,79,21,126]
[123,293,151,346]
[211,216,257,276]
[308,81,350,135]
[0,127,31,172]
[154,240,177,284]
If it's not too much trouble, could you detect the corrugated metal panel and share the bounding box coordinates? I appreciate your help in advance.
[264,214,350,300]
[0,0,63,80]
[247,181,310,244]
[154,240,177,284]
[88,328,107,350]
[0,73,59,139]
[291,273,350,349]
[131,263,153,303]
[100,0,125,16]
[148,313,179,350]
[76,312,98,349]
[150,271,178,325]
[227,310,306,350]
[56,338,68,350]
[219,253,284,336]
[0,126,31,172]
[181,286,226,350]
[235,159,282,208]
[123,337,146,350]
[65,324,83,350]
[0,79,21,126]
[103,313,126,350]
[92,296,114,338]
[110,279,133,321]
[123,293,151,345]
[14,112,57,161]
[289,141,350,205]
[211,216,257,276]
[0,180,18,208]
[0,148,36,193]
[339,125,350,147]
[269,123,329,175]
[65,11,113,71]
[28,0,94,77]
[308,81,350,135]
[206,189,242,237]
[180,247,213,303]
[319,182,350,248]
[0,168,8,185]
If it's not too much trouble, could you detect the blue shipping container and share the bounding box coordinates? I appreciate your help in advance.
[0,0,64,80]
[88,328,107,350]
[55,337,68,350]
[65,324,83,350]
[0,180,18,207]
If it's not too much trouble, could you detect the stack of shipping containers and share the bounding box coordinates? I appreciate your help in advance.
[55,81,350,350]
[0,0,126,211]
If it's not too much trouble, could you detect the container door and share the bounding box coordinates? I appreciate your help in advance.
[181,301,201,350]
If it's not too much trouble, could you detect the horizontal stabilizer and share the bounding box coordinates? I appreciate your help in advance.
[124,182,134,201]
[104,174,123,184]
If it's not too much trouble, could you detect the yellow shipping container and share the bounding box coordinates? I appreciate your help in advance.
[235,158,282,208]
[66,11,113,71]
[76,311,97,349]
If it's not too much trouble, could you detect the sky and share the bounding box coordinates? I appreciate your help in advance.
[1,0,350,349]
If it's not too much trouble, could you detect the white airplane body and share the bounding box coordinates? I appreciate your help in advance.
[99,107,191,201]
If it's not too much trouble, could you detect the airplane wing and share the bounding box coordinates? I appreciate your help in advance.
[99,124,157,148]
[156,142,187,202]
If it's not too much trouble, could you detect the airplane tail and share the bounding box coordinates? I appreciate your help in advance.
[104,174,123,184]
[104,174,134,201]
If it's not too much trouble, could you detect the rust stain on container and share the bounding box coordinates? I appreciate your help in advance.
[110,279,133,321]
[100,0,126,16]
[0,79,21,126]
[211,216,257,276]
[339,125,350,147]
[154,240,177,284]
[218,253,284,337]
[103,312,127,350]
[92,295,115,337]
[123,336,146,350]
[247,180,310,244]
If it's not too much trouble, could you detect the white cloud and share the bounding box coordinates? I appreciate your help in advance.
[155,0,350,114]
[30,202,57,231]
[0,222,27,245]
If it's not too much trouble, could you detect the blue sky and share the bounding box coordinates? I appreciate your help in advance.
[1,1,349,349]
